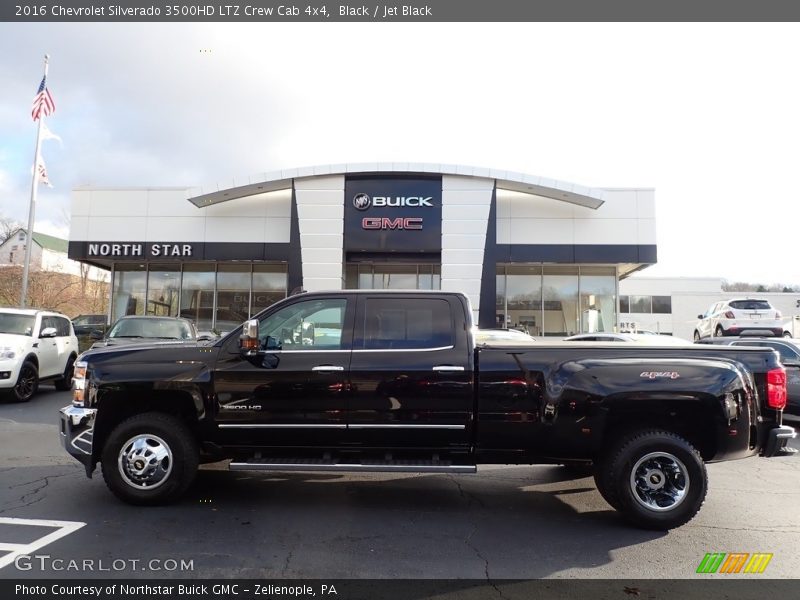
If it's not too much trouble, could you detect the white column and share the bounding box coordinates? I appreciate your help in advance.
[440,175,494,324]
[294,175,345,292]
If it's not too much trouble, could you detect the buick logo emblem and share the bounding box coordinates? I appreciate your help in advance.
[353,193,371,211]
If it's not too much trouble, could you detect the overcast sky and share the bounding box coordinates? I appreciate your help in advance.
[0,23,798,284]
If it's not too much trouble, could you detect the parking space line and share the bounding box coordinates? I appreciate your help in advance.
[0,517,86,569]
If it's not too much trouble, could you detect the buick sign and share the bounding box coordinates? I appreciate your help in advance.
[353,193,372,211]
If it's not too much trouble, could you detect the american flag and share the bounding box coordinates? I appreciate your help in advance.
[31,75,55,121]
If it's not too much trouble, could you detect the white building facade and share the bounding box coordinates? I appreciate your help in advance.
[67,164,657,333]
[619,277,800,339]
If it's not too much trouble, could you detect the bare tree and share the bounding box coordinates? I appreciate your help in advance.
[0,216,21,245]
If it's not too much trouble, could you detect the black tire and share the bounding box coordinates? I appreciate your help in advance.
[54,355,76,391]
[593,459,622,510]
[693,331,701,342]
[714,325,725,337]
[601,430,707,530]
[10,360,38,402]
[101,412,198,505]
[784,331,792,338]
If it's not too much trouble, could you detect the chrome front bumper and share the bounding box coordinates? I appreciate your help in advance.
[59,405,97,476]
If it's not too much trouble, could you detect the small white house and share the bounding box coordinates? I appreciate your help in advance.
[0,229,104,280]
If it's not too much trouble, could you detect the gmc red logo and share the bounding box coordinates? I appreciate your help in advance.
[362,217,423,230]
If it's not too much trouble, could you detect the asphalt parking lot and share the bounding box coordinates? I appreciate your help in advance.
[0,389,798,580]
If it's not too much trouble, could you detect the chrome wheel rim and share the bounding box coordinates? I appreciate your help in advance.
[15,366,36,399]
[118,434,173,490]
[629,451,689,512]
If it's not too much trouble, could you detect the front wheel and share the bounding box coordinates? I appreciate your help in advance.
[599,430,707,530]
[10,361,38,402]
[101,412,198,505]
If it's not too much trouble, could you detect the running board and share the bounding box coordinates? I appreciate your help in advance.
[229,459,476,474]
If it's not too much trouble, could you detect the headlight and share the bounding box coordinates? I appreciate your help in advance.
[72,360,88,406]
[0,347,18,360]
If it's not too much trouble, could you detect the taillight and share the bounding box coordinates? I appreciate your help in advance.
[724,311,735,319]
[766,368,787,410]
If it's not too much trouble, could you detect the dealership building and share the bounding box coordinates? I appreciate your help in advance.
[67,164,658,333]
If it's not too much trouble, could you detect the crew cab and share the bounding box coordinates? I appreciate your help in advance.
[60,291,796,530]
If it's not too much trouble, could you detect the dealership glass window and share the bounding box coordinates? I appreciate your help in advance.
[180,264,215,331]
[345,263,441,290]
[542,266,579,337]
[620,295,630,313]
[503,265,542,335]
[112,264,146,321]
[579,267,616,334]
[147,264,180,317]
[251,264,288,317]
[216,264,252,333]
[629,295,652,314]
[652,295,672,314]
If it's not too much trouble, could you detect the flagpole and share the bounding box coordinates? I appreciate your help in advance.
[20,54,49,308]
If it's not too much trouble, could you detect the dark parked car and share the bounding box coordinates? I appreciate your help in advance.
[696,336,800,418]
[90,316,198,349]
[71,314,107,336]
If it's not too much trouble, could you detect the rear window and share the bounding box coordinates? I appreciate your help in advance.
[363,298,453,350]
[729,300,772,311]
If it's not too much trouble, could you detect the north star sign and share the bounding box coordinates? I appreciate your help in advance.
[88,243,194,257]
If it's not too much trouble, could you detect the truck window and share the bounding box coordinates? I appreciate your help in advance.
[362,298,453,350]
[258,298,347,350]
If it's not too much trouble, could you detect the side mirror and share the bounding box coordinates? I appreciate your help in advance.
[40,327,57,338]
[697,314,704,320]
[90,330,104,340]
[240,319,259,353]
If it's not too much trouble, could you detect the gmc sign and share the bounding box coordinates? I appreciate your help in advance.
[362,217,423,230]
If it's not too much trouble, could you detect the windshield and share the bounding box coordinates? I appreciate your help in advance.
[0,313,35,336]
[108,318,194,340]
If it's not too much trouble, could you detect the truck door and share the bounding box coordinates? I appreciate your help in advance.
[347,294,473,450]
[212,296,354,447]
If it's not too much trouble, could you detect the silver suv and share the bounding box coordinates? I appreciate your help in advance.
[693,298,783,340]
[0,309,79,402]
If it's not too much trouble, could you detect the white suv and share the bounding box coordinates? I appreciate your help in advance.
[693,298,783,341]
[0,309,79,402]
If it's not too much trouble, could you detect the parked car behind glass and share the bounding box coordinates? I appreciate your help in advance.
[90,316,198,349]
[694,298,783,341]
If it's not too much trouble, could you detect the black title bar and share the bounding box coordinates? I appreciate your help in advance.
[4,0,800,22]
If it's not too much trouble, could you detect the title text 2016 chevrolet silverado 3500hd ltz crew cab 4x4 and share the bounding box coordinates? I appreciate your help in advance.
[60,291,796,530]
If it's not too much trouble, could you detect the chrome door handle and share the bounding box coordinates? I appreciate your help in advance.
[312,365,344,372]
[432,365,465,372]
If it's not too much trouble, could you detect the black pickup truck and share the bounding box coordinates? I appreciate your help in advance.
[60,290,796,530]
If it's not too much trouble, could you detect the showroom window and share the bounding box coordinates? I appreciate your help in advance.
[112,264,146,321]
[216,264,251,333]
[147,264,180,317]
[180,264,215,331]
[496,265,618,335]
[345,264,441,290]
[252,264,288,317]
[619,295,672,314]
